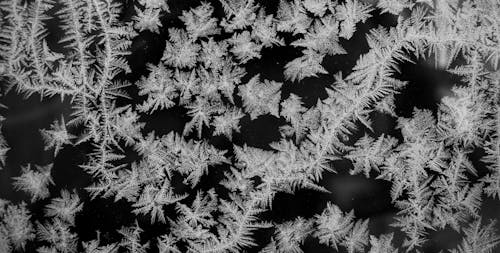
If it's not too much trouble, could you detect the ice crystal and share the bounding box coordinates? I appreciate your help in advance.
[0,0,499,252]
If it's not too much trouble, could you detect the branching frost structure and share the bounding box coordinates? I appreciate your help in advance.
[0,0,499,252]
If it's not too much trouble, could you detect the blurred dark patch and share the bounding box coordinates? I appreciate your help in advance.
[0,92,71,199]
[76,197,135,244]
[422,227,462,253]
[51,145,92,191]
[128,31,166,82]
[265,190,328,223]
[395,60,457,118]
[238,114,282,150]
[325,173,394,218]
[141,105,188,136]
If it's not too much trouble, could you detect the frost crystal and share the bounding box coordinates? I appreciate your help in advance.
[13,164,54,202]
[0,0,499,252]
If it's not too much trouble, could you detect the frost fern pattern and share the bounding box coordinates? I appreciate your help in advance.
[0,0,499,252]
